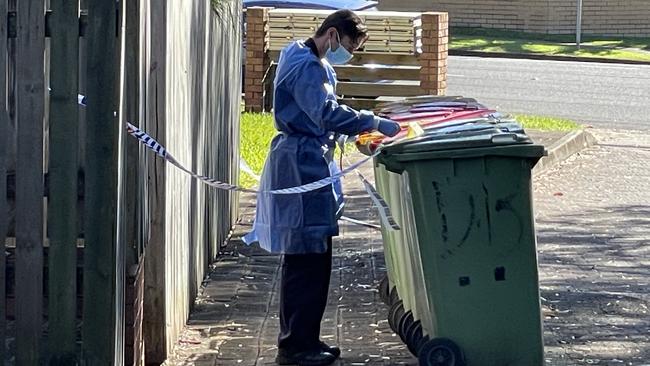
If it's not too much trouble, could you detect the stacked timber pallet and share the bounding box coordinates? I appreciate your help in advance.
[267,9,421,54]
[244,8,449,111]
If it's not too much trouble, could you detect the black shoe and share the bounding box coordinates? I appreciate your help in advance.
[319,341,341,359]
[275,349,336,366]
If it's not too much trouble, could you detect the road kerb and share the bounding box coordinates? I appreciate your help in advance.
[533,129,597,177]
[450,50,650,66]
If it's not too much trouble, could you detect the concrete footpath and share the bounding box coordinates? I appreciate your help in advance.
[535,129,650,365]
[166,128,650,366]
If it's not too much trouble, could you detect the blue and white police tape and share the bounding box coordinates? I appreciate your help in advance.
[127,121,382,195]
[339,216,381,230]
[126,122,258,193]
[242,150,384,231]
[239,158,261,181]
[342,154,401,231]
[79,94,400,230]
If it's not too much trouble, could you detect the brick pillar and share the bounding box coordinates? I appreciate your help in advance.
[419,12,448,96]
[245,7,270,112]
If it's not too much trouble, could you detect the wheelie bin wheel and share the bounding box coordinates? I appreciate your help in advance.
[418,335,430,356]
[405,319,423,356]
[397,310,414,342]
[388,286,399,306]
[387,300,405,333]
[378,275,390,305]
[418,338,465,366]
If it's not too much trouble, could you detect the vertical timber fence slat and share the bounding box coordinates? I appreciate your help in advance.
[0,0,8,361]
[47,0,79,362]
[143,0,168,362]
[15,0,45,364]
[114,2,129,364]
[125,0,144,364]
[82,0,120,363]
[3,0,242,362]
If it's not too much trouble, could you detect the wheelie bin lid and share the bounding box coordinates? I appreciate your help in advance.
[378,119,546,163]
[356,111,499,155]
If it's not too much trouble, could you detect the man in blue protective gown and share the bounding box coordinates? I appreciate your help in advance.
[243,9,401,366]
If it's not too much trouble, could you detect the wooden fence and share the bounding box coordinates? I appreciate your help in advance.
[244,8,449,112]
[1,0,241,364]
[141,0,242,362]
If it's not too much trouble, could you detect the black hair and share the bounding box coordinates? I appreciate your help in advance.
[315,9,368,45]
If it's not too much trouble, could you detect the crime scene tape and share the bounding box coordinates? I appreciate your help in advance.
[127,120,381,194]
[126,123,256,193]
[243,152,384,231]
[357,172,400,230]
[239,158,261,181]
[341,149,401,231]
[339,216,381,229]
[77,94,400,230]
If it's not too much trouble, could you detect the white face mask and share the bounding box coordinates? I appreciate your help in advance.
[325,31,353,65]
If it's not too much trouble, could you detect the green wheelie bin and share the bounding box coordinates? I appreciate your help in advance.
[374,163,433,345]
[376,122,546,366]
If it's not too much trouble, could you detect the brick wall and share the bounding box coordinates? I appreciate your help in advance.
[379,0,650,37]
[244,7,270,113]
[420,12,449,95]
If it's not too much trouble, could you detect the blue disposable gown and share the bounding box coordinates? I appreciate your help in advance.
[243,40,377,254]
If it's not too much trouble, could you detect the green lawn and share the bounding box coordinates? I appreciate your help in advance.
[451,27,650,62]
[514,114,580,131]
[239,112,580,188]
[240,112,275,188]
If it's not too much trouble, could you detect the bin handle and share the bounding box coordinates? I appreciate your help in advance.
[490,133,518,144]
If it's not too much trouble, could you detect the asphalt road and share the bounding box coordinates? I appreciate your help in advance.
[446,56,650,130]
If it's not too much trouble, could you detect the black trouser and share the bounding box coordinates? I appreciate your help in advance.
[278,238,333,352]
